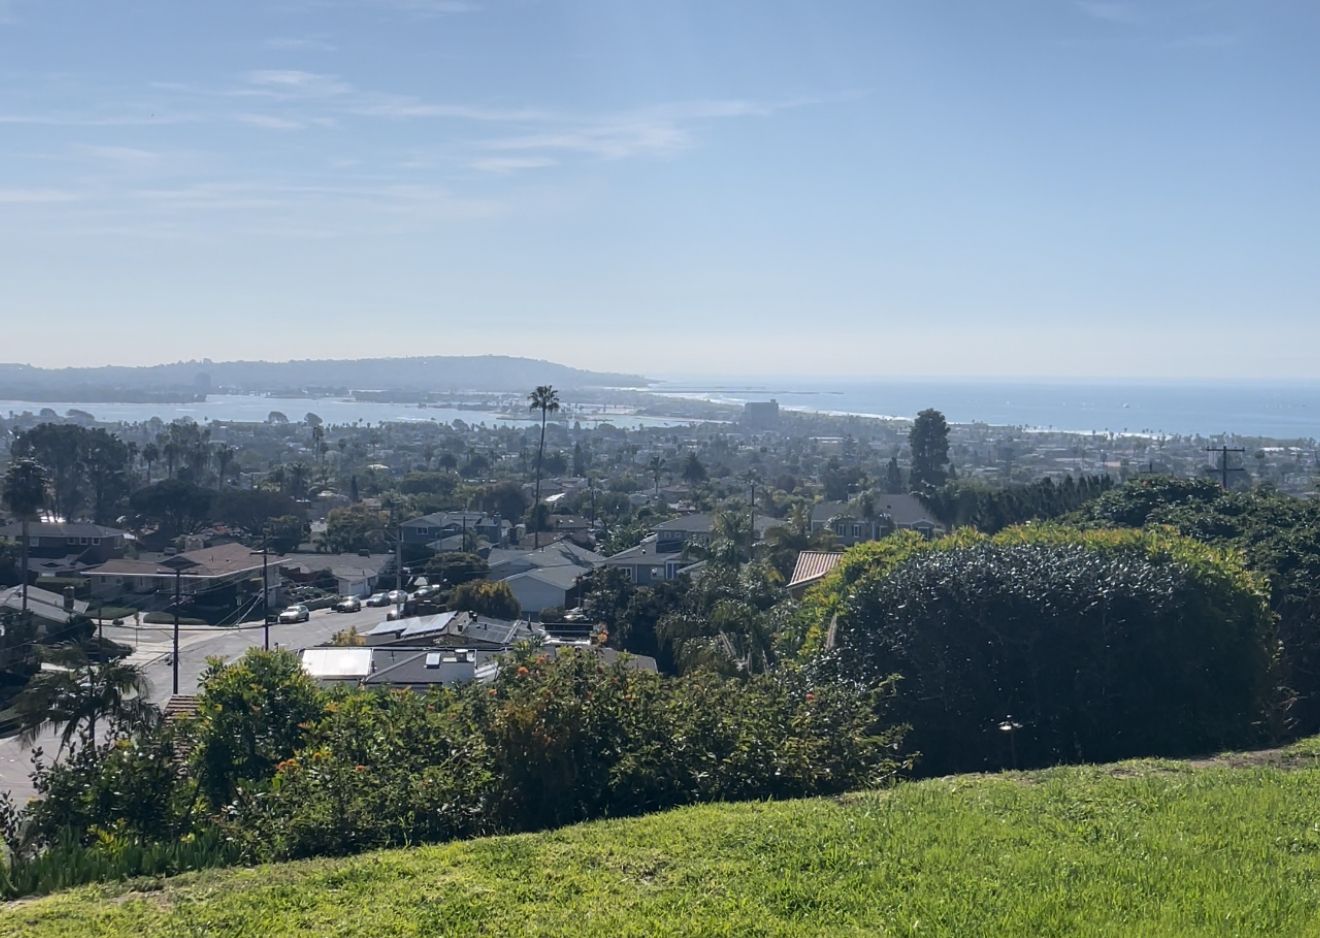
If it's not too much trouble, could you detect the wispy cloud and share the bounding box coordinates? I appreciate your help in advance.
[1168,32,1238,49]
[1075,1,1143,25]
[485,123,691,160]
[349,96,553,122]
[241,69,353,98]
[0,187,79,204]
[358,0,478,14]
[264,36,337,52]
[235,112,337,130]
[76,144,163,169]
[283,0,478,16]
[469,156,557,174]
[0,112,194,127]
[478,97,814,162]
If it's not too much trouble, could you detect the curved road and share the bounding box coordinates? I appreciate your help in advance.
[0,605,390,802]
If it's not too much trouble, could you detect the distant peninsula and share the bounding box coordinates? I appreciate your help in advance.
[0,356,648,400]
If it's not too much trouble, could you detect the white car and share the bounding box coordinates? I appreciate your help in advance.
[277,604,310,624]
[386,589,407,604]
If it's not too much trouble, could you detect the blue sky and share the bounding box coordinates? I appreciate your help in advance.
[1,0,1317,379]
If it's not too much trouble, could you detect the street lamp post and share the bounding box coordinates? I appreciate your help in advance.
[998,715,1024,770]
[158,554,199,697]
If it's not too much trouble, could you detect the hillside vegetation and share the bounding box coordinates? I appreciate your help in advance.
[7,739,1320,938]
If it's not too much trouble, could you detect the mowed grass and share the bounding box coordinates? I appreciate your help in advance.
[7,743,1320,937]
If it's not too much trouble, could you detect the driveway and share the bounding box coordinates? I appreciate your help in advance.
[0,605,391,802]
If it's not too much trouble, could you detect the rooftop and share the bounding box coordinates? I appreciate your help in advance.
[787,551,844,591]
[86,541,288,579]
[809,495,940,528]
[0,521,127,540]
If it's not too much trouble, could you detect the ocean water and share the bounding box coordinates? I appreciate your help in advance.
[3,382,1318,439]
[0,395,704,430]
[653,379,1320,440]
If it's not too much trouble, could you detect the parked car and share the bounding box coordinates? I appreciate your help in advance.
[277,604,310,623]
[333,596,362,613]
[365,592,389,607]
[386,589,407,604]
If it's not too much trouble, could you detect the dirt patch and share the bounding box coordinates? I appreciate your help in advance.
[1187,744,1320,772]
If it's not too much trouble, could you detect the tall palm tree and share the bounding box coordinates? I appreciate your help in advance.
[214,444,238,487]
[648,456,666,502]
[286,462,312,500]
[161,436,181,479]
[141,442,159,483]
[16,644,155,751]
[528,385,560,548]
[2,458,49,617]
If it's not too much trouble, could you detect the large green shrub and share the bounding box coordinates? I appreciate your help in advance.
[815,525,1277,775]
[227,686,493,860]
[190,649,323,806]
[229,647,907,862]
[1075,478,1320,734]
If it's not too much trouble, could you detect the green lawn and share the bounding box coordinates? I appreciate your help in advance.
[6,743,1320,937]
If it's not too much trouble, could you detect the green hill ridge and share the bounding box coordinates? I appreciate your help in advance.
[6,740,1320,938]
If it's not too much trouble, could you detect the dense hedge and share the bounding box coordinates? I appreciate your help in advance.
[1073,477,1320,733]
[807,525,1277,775]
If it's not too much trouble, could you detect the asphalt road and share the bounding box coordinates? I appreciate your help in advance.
[0,604,391,802]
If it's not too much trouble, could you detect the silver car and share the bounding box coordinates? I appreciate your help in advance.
[277,604,310,623]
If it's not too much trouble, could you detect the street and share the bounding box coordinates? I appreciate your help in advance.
[0,605,390,802]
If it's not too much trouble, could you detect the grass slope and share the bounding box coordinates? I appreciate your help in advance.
[7,743,1320,937]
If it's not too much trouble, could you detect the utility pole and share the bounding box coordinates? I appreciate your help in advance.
[746,471,759,563]
[249,529,271,651]
[1205,446,1246,490]
[393,506,404,619]
[159,554,198,697]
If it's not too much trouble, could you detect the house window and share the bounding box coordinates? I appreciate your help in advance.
[91,538,100,545]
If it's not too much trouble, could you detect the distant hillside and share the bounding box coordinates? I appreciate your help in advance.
[0,356,647,398]
[7,740,1320,935]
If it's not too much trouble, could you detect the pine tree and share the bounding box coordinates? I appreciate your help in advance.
[909,408,951,489]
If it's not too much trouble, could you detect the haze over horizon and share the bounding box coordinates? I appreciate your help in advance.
[3,1,1318,378]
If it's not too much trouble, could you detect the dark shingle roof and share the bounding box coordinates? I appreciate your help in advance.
[810,495,938,528]
[0,521,126,539]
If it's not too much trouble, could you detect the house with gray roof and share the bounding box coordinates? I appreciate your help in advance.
[364,610,539,648]
[0,521,128,567]
[0,584,89,631]
[653,512,779,552]
[300,646,498,690]
[808,495,943,547]
[599,535,705,586]
[401,511,510,548]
